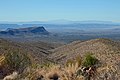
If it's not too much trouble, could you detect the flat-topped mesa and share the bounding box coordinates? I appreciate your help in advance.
[0,26,49,35]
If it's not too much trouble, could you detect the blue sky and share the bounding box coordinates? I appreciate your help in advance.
[0,0,120,22]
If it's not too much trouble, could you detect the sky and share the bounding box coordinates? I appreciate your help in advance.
[0,0,120,22]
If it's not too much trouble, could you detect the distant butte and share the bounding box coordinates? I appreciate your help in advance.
[0,26,49,35]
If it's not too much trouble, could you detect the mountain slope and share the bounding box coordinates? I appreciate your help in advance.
[0,38,59,63]
[0,38,64,79]
[1,38,120,79]
[50,38,120,65]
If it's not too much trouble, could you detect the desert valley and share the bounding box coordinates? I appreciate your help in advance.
[0,0,120,80]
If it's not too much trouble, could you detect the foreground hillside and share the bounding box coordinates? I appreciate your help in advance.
[0,38,120,80]
[0,38,64,79]
[50,38,120,64]
[49,38,120,79]
[0,38,61,63]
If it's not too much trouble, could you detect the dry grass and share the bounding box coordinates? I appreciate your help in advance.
[21,55,120,80]
[22,61,85,80]
[0,55,5,66]
[96,65,119,80]
[1,53,119,80]
[29,63,83,80]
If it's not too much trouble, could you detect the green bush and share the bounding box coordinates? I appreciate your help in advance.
[5,50,31,73]
[82,53,98,67]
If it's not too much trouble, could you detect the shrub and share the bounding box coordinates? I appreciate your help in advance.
[5,50,31,73]
[82,53,98,67]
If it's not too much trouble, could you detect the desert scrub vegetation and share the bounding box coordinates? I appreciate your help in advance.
[22,54,98,80]
[65,54,98,80]
[4,50,31,73]
[0,49,32,79]
[66,55,82,67]
[82,53,98,67]
[24,64,82,80]
[17,55,83,80]
[92,64,119,80]
[2,51,119,80]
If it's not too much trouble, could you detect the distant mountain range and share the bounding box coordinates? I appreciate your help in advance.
[0,26,49,36]
[0,20,120,43]
[0,22,120,32]
[0,20,120,24]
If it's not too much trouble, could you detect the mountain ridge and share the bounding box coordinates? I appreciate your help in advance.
[0,26,49,36]
[50,38,120,65]
[0,20,120,24]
